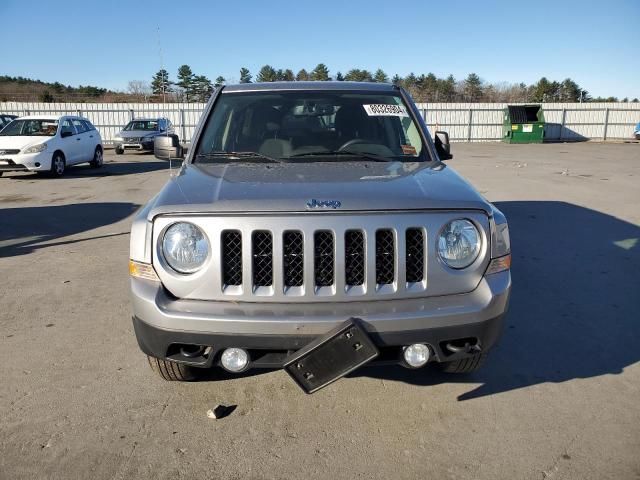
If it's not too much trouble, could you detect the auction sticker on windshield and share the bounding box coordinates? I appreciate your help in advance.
[363,104,409,117]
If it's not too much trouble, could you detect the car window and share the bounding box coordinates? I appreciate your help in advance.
[124,120,159,131]
[73,119,87,133]
[82,120,95,131]
[0,119,59,136]
[195,91,428,162]
[61,119,76,136]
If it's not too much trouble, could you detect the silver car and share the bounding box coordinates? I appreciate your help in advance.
[113,117,175,154]
[129,82,511,392]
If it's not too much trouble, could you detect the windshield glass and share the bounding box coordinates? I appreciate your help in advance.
[195,91,429,162]
[124,120,159,131]
[0,119,58,136]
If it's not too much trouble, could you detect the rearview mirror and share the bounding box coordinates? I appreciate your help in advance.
[154,134,184,161]
[434,131,452,160]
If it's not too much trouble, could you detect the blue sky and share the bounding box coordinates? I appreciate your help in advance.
[1,0,639,98]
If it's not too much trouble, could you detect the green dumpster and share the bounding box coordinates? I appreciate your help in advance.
[502,105,545,143]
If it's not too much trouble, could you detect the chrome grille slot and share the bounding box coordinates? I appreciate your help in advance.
[376,229,395,285]
[222,230,243,286]
[314,231,335,287]
[283,231,304,287]
[252,231,273,287]
[405,228,425,283]
[345,230,365,286]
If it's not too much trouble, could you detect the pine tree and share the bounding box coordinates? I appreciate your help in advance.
[177,65,195,101]
[296,69,310,81]
[335,72,345,81]
[215,76,226,87]
[239,67,252,83]
[151,69,172,96]
[373,69,389,83]
[310,63,330,81]
[256,65,278,82]
[463,73,483,102]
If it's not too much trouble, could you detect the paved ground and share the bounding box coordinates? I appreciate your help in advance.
[1,143,639,480]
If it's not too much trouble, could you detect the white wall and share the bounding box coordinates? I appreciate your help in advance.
[2,101,639,143]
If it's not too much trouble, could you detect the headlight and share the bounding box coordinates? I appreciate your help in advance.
[114,135,123,141]
[162,222,209,274]
[437,219,481,269]
[22,143,47,154]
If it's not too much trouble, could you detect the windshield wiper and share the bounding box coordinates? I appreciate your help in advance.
[195,151,283,163]
[289,150,394,162]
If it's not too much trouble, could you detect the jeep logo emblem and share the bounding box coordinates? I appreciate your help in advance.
[306,199,342,209]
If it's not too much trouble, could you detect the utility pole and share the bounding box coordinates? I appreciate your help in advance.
[157,26,166,103]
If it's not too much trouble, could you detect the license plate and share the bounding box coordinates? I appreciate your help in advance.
[284,319,379,394]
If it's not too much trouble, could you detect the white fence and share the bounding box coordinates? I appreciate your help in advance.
[1,101,639,144]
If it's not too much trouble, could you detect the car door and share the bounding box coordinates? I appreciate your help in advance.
[82,120,100,152]
[72,119,92,163]
[58,118,81,163]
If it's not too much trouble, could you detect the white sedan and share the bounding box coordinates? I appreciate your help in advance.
[0,115,103,177]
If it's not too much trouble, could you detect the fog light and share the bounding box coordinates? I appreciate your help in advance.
[403,344,430,368]
[220,348,249,372]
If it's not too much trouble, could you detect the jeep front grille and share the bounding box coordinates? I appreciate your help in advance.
[216,225,426,298]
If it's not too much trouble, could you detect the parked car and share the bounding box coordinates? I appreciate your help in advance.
[634,122,640,140]
[0,114,18,131]
[113,117,175,154]
[129,82,511,392]
[0,115,103,177]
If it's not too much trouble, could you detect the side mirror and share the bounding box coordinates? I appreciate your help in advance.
[434,131,452,160]
[61,131,73,138]
[154,134,184,161]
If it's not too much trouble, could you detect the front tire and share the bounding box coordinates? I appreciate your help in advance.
[147,355,198,381]
[50,152,66,177]
[90,146,103,168]
[115,146,124,155]
[440,353,487,373]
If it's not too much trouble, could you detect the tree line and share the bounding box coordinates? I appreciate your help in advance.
[144,65,638,104]
[0,71,636,103]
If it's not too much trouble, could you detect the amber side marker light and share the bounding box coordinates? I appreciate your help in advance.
[485,254,511,275]
[129,260,160,281]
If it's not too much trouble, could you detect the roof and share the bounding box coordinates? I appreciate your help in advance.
[14,115,84,120]
[223,81,399,93]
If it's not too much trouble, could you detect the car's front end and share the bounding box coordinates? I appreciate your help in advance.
[114,119,164,153]
[0,118,59,175]
[129,82,511,390]
[634,122,640,140]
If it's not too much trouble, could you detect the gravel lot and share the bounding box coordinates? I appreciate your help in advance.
[1,143,639,480]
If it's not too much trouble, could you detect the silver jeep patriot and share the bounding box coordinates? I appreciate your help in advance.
[129,82,511,393]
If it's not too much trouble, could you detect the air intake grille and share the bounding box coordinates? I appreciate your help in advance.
[222,231,242,286]
[376,230,395,285]
[283,231,304,287]
[314,231,334,287]
[252,231,273,287]
[405,228,425,283]
[345,230,365,286]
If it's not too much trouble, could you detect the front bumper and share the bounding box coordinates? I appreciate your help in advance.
[0,152,51,172]
[115,139,154,150]
[131,270,511,369]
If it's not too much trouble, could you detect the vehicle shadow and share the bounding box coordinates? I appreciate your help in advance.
[353,201,640,400]
[0,202,140,258]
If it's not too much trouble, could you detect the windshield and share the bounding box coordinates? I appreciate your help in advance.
[0,119,58,137]
[195,91,429,162]
[124,120,159,131]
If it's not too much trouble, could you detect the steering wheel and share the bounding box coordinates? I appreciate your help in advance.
[337,138,370,151]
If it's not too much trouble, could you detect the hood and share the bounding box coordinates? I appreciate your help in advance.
[0,136,49,151]
[148,161,492,219]
[119,130,157,138]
